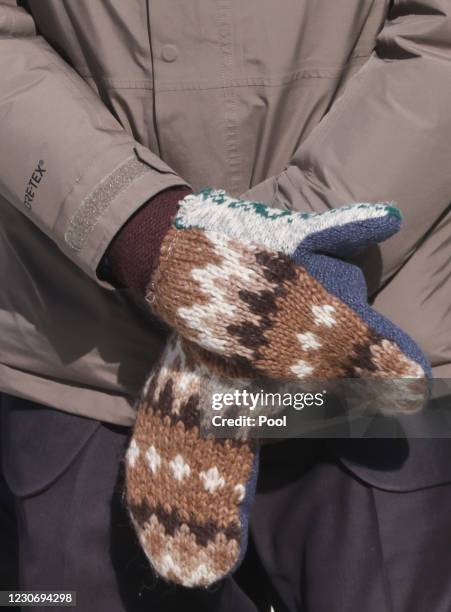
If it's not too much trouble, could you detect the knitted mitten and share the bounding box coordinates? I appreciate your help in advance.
[147,188,430,388]
[125,189,430,589]
[126,334,259,587]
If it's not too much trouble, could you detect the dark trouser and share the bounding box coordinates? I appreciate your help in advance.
[0,396,266,612]
[2,395,451,612]
[0,396,18,596]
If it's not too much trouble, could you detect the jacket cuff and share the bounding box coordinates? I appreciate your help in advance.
[53,144,190,283]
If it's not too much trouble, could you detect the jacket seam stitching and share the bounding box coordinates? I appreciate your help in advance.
[78,66,369,91]
[74,48,373,90]
[217,0,241,195]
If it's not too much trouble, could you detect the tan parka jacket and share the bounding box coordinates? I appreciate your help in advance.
[0,0,450,425]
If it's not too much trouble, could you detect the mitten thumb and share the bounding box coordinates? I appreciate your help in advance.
[176,189,401,258]
[293,203,402,258]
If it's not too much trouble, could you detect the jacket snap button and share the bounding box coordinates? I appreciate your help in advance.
[161,44,179,62]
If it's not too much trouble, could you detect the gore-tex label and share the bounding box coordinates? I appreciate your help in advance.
[24,160,46,211]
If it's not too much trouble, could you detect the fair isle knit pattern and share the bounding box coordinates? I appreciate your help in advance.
[148,224,426,386]
[126,190,430,589]
[175,188,401,257]
[126,335,258,587]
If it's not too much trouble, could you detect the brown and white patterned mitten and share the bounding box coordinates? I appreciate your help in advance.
[125,334,259,587]
[125,188,430,589]
[147,189,429,394]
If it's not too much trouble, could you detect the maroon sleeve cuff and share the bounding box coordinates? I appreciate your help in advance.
[101,186,192,294]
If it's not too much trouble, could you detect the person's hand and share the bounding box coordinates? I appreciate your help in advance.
[147,189,430,388]
[125,188,431,589]
[126,333,259,587]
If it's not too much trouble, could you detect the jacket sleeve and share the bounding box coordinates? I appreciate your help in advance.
[242,0,451,289]
[0,1,189,281]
